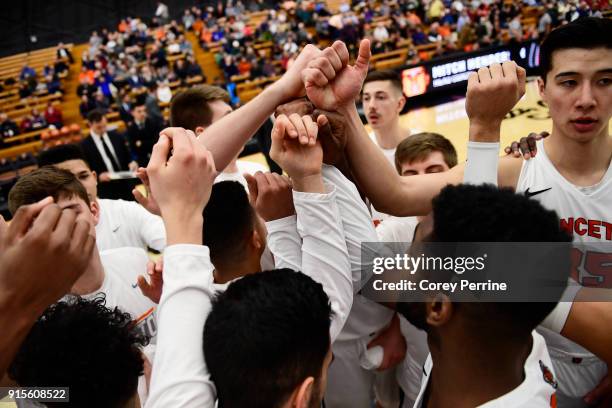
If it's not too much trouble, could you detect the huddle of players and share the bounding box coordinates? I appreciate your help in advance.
[0,16,610,408]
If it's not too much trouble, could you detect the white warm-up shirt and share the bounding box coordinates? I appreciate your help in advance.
[96,199,166,252]
[413,332,558,408]
[146,186,352,407]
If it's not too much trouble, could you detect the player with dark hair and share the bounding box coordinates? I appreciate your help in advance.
[398,183,572,407]
[203,180,269,283]
[204,269,333,408]
[37,144,165,252]
[9,296,147,408]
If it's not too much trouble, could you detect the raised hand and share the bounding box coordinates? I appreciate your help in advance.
[245,172,295,222]
[147,127,217,245]
[274,44,322,103]
[133,167,161,216]
[270,114,324,186]
[466,61,527,142]
[303,40,371,111]
[138,258,163,304]
[504,131,550,159]
[0,197,95,316]
[314,109,347,166]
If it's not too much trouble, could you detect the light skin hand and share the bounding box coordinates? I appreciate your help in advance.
[270,114,325,193]
[466,61,527,142]
[303,39,371,112]
[0,197,95,376]
[138,257,163,304]
[147,128,217,246]
[133,167,161,216]
[367,313,407,371]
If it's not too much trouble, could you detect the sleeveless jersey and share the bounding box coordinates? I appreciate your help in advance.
[516,138,612,401]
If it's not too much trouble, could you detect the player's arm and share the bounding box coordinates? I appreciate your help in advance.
[0,198,95,377]
[302,40,526,216]
[197,45,321,172]
[145,129,217,407]
[558,290,612,367]
[270,114,353,342]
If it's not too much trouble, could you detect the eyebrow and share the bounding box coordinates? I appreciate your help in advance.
[555,68,612,79]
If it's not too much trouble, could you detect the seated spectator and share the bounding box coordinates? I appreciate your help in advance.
[174,59,189,81]
[127,100,163,166]
[76,76,96,97]
[45,74,62,94]
[56,41,74,64]
[44,103,63,128]
[18,82,32,99]
[185,56,203,78]
[373,22,390,42]
[0,112,20,139]
[93,92,110,113]
[20,109,47,133]
[127,67,144,89]
[19,64,36,81]
[118,93,133,124]
[78,66,95,85]
[237,57,252,76]
[79,94,96,119]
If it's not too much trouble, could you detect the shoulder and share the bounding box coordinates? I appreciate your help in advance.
[498,155,523,189]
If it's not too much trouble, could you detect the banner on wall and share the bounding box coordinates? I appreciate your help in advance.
[400,41,541,98]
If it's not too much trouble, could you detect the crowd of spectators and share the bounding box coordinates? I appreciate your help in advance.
[184,0,607,88]
[77,10,204,124]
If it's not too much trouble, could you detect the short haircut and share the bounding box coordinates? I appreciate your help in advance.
[86,109,105,123]
[539,17,612,81]
[37,144,91,169]
[363,69,403,94]
[204,269,332,408]
[203,181,255,266]
[8,166,90,214]
[398,184,572,335]
[394,132,457,174]
[170,85,229,130]
[9,296,147,408]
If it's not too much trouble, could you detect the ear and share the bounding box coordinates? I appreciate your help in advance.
[90,200,100,226]
[425,293,453,328]
[91,170,98,182]
[293,376,315,408]
[537,77,547,104]
[251,228,264,250]
[195,126,207,138]
[396,94,406,114]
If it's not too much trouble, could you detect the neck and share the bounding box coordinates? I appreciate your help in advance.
[223,157,239,173]
[426,330,531,408]
[71,250,105,295]
[544,126,612,186]
[213,255,261,284]
[373,119,408,149]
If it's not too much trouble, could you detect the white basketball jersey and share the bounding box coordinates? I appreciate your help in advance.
[516,139,612,401]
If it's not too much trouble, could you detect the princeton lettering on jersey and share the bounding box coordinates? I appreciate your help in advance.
[560,218,612,240]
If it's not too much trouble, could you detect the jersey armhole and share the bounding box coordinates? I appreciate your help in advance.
[498,155,524,190]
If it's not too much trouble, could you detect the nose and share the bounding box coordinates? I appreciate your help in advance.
[575,82,597,111]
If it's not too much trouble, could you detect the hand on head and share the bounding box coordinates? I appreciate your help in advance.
[0,196,95,316]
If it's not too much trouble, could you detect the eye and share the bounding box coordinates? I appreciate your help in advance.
[598,77,612,86]
[560,80,577,88]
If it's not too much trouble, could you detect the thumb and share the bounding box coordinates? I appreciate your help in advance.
[133,189,148,207]
[137,275,152,296]
[355,39,371,74]
[244,173,258,202]
[516,65,527,98]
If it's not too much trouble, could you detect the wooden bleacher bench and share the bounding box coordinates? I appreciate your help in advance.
[230,74,250,84]
[3,128,45,145]
[0,140,42,160]
[370,48,409,70]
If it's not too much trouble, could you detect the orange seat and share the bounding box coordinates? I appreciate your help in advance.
[49,129,60,139]
[60,126,70,136]
[69,123,81,134]
[41,130,50,140]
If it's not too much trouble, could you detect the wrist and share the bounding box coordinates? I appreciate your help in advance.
[337,101,358,117]
[268,79,303,105]
[163,212,204,246]
[469,120,502,143]
[291,173,325,193]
